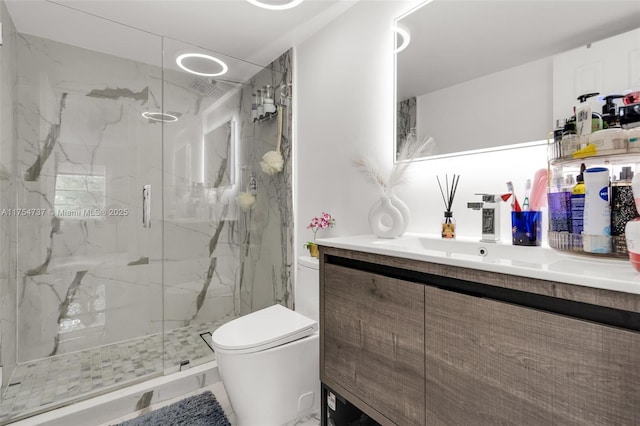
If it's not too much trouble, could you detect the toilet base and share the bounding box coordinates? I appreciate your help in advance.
[217,333,320,426]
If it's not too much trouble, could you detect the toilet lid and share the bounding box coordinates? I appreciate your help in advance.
[211,304,318,355]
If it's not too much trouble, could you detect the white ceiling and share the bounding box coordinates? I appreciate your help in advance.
[5,0,360,76]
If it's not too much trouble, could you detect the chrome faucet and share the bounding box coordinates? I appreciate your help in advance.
[467,194,501,242]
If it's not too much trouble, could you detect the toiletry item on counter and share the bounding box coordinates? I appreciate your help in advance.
[571,164,586,238]
[619,92,640,129]
[600,94,624,128]
[437,174,460,239]
[549,120,565,160]
[441,211,456,239]
[625,173,640,272]
[512,210,542,246]
[576,92,603,136]
[619,103,640,129]
[522,179,531,211]
[583,167,611,253]
[588,128,627,155]
[561,119,579,159]
[628,127,640,152]
[506,181,521,212]
[611,167,638,253]
[548,177,572,233]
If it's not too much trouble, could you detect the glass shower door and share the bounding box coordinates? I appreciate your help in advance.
[0,2,165,422]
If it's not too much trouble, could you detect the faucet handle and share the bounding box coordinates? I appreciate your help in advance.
[467,202,483,210]
[474,193,497,203]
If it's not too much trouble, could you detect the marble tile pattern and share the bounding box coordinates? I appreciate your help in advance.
[0,0,19,389]
[235,50,294,314]
[0,319,226,425]
[396,96,416,153]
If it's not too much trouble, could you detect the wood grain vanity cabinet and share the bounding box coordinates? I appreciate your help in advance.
[319,246,640,426]
[322,262,425,425]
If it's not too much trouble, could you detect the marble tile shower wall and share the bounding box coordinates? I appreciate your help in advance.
[236,50,293,314]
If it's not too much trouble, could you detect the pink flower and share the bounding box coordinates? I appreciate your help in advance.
[306,212,336,242]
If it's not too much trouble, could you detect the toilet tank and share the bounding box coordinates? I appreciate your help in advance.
[295,256,319,322]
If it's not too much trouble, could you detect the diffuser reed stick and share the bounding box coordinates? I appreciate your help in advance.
[437,174,460,238]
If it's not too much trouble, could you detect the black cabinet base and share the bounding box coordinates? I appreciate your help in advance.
[321,383,380,426]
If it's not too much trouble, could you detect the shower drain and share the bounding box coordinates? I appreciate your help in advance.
[200,332,215,352]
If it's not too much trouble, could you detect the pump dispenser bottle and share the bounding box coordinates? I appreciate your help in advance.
[571,163,586,249]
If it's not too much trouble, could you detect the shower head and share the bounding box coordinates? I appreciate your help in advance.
[188,77,242,100]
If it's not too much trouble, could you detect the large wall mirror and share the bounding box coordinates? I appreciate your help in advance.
[395,0,640,161]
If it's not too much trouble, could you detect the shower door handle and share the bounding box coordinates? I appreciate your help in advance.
[142,185,151,228]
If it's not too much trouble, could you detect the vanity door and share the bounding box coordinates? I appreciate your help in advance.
[424,285,640,425]
[321,263,425,426]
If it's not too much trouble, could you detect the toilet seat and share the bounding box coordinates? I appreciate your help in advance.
[211,304,318,355]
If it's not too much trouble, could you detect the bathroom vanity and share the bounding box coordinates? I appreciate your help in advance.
[317,235,640,426]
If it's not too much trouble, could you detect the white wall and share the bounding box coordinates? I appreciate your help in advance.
[295,0,549,253]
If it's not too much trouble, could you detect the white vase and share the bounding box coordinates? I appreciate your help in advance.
[390,191,410,236]
[369,196,404,238]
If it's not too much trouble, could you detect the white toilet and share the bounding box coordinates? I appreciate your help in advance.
[211,256,320,425]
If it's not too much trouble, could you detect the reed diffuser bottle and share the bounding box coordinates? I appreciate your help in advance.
[437,174,460,239]
[442,211,456,239]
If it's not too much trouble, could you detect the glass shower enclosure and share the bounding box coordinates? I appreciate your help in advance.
[0,1,293,423]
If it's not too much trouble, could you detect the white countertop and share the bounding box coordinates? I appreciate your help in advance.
[316,233,640,296]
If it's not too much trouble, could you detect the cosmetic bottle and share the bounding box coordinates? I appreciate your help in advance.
[548,176,572,232]
[628,127,640,152]
[257,89,264,120]
[547,175,572,250]
[263,85,276,116]
[561,118,578,158]
[619,91,640,130]
[601,94,624,128]
[251,92,258,122]
[576,92,603,135]
[550,119,565,160]
[588,94,627,154]
[611,167,638,253]
[570,164,586,248]
[583,167,611,253]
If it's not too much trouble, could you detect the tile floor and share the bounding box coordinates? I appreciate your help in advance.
[0,319,230,425]
[104,381,321,426]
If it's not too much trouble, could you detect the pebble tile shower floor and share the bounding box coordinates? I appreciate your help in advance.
[0,319,230,424]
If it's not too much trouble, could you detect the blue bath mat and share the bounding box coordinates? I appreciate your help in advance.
[115,391,231,426]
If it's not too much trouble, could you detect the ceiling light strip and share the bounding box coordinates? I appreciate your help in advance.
[246,0,305,11]
[176,53,228,77]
